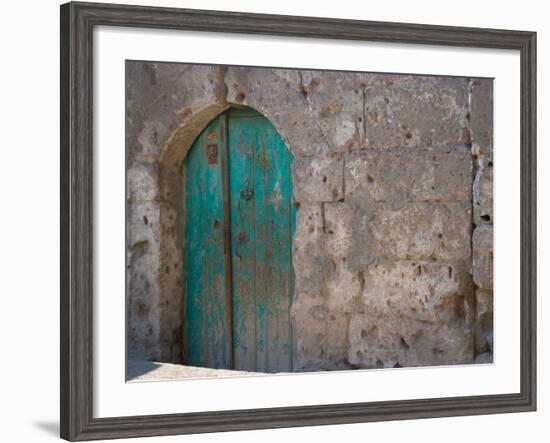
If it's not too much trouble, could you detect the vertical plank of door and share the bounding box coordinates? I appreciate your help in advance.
[254,117,293,372]
[184,116,230,369]
[228,110,257,371]
[252,120,268,371]
[219,113,234,369]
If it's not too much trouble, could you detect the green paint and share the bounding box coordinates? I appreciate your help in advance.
[184,115,230,369]
[184,107,295,372]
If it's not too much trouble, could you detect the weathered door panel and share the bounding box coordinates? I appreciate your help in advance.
[229,108,294,372]
[184,115,231,369]
[227,110,257,371]
[184,107,294,373]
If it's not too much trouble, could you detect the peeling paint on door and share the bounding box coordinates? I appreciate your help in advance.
[184,107,295,372]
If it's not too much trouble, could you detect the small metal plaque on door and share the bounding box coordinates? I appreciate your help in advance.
[206,144,218,164]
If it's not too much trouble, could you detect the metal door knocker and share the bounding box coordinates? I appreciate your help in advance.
[240,179,254,201]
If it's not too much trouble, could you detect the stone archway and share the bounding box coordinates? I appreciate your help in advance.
[156,102,299,368]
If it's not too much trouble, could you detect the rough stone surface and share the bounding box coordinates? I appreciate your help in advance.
[475,289,493,354]
[470,79,493,157]
[469,78,493,363]
[473,225,493,290]
[293,203,334,296]
[369,202,472,262]
[363,75,470,149]
[473,156,493,224]
[346,260,474,368]
[126,61,493,372]
[127,201,162,361]
[127,161,159,202]
[293,154,344,202]
[324,203,371,271]
[346,147,472,204]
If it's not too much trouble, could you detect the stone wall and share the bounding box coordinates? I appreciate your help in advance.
[471,79,494,363]
[126,61,493,369]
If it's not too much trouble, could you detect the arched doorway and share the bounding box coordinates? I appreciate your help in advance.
[184,107,296,372]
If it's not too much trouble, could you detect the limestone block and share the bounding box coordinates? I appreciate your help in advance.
[470,79,493,157]
[131,119,171,164]
[126,63,228,165]
[363,75,470,149]
[291,291,329,370]
[125,61,166,120]
[361,260,472,323]
[127,201,163,361]
[473,157,493,224]
[162,64,229,108]
[293,155,344,202]
[292,293,351,370]
[128,278,162,362]
[295,70,368,152]
[323,312,351,369]
[348,311,474,369]
[369,202,471,261]
[127,62,223,103]
[158,202,184,363]
[476,289,493,319]
[348,260,474,368]
[130,199,188,363]
[325,264,363,313]
[127,161,159,202]
[293,203,335,296]
[323,202,371,271]
[346,147,472,204]
[127,200,162,248]
[475,289,493,353]
[472,225,493,290]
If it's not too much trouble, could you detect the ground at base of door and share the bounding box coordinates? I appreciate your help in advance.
[127,359,266,381]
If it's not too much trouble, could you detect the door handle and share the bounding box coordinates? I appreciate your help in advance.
[240,187,253,200]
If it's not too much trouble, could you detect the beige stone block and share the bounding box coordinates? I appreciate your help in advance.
[470,78,493,157]
[293,203,335,295]
[363,75,470,149]
[323,202,371,271]
[473,225,493,290]
[473,157,493,224]
[346,147,472,204]
[370,202,471,261]
[348,311,474,369]
[361,260,472,323]
[127,161,159,202]
[475,289,493,353]
[293,154,344,202]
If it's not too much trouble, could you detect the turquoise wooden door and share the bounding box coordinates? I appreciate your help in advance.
[184,107,295,372]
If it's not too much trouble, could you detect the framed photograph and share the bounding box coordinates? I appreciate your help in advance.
[60,1,536,440]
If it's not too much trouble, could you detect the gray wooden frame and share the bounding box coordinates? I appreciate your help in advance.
[60,1,537,440]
